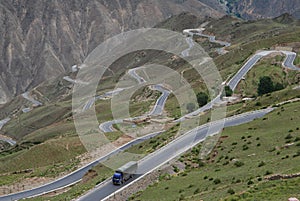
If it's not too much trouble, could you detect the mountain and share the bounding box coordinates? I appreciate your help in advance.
[224,0,300,20]
[0,0,225,105]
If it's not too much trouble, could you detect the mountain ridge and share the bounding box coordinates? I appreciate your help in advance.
[0,0,224,104]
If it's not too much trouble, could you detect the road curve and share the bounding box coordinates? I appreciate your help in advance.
[1,28,298,201]
[228,50,300,91]
[21,92,42,107]
[80,36,300,201]
[82,88,128,111]
[0,118,16,146]
[98,68,171,133]
[183,29,231,47]
[78,108,273,201]
[0,131,164,201]
[99,119,123,133]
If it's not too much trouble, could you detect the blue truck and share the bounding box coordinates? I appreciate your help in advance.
[112,161,138,185]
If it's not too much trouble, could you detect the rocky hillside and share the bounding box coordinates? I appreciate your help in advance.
[0,0,225,104]
[224,0,300,19]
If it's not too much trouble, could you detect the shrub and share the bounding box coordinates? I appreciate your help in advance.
[258,76,274,95]
[227,188,235,195]
[197,92,209,107]
[274,82,284,91]
[255,102,262,106]
[295,137,300,142]
[258,161,265,167]
[285,134,293,139]
[225,86,233,96]
[198,161,205,167]
[265,170,273,175]
[242,145,249,150]
[213,178,221,184]
[234,161,244,167]
[223,161,229,166]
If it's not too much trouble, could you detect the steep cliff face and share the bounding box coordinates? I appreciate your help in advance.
[0,0,224,104]
[226,0,300,20]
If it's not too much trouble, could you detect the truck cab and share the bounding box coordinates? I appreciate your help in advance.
[112,172,123,185]
[112,161,138,185]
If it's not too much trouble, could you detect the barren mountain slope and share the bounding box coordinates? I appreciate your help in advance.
[0,0,224,104]
[227,0,300,19]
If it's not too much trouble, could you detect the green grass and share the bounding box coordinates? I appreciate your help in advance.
[126,124,180,155]
[226,88,300,117]
[2,102,72,140]
[104,131,123,142]
[0,136,85,173]
[131,101,300,201]
[0,173,26,186]
[224,177,300,201]
[236,56,300,96]
[1,14,300,199]
[295,54,300,66]
[214,30,300,80]
[23,164,113,201]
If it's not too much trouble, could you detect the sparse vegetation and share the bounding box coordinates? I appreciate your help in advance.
[131,102,300,201]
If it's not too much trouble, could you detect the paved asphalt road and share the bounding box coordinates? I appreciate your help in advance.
[127,68,170,116]
[0,131,163,201]
[21,92,43,107]
[0,118,11,130]
[282,51,298,70]
[181,37,194,57]
[0,118,15,146]
[1,29,298,201]
[78,108,273,201]
[227,54,262,90]
[99,119,123,133]
[128,68,146,84]
[148,85,170,116]
[183,29,231,48]
[228,50,299,91]
[98,68,171,133]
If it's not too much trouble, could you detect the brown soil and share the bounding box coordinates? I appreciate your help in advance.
[0,176,55,196]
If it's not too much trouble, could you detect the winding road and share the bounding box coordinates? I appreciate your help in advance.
[0,118,16,146]
[21,92,42,107]
[228,50,299,90]
[0,131,164,201]
[78,108,273,201]
[99,69,171,133]
[0,27,299,201]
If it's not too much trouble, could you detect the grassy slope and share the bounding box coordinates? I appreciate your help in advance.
[132,101,300,201]
[0,13,300,199]
[130,16,300,201]
[236,55,300,96]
